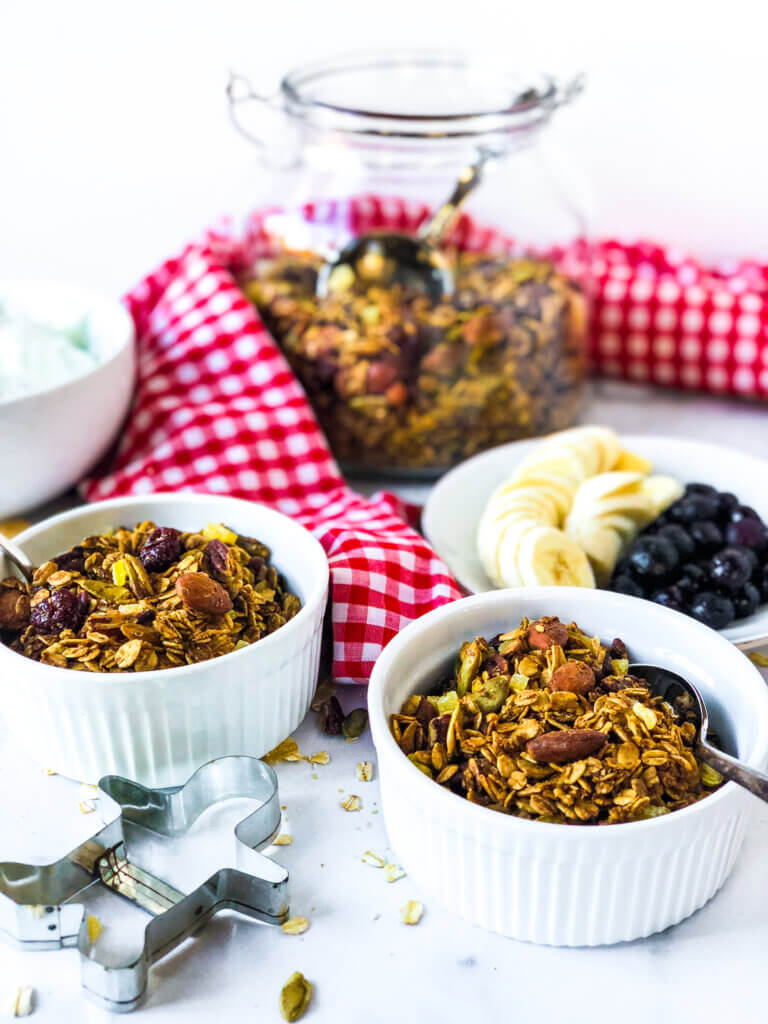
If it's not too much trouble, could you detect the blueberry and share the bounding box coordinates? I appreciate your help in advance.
[731,545,761,574]
[656,523,696,559]
[139,527,182,573]
[612,574,645,598]
[685,483,719,498]
[689,591,736,630]
[676,563,707,601]
[725,517,767,551]
[669,494,721,525]
[626,537,679,583]
[709,547,754,591]
[730,504,761,523]
[732,583,761,620]
[30,588,89,635]
[689,520,723,554]
[651,585,685,611]
[760,564,768,601]
[717,492,739,519]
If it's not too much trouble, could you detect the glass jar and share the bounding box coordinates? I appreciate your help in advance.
[228,51,589,477]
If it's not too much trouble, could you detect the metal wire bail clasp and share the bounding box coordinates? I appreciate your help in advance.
[226,72,301,170]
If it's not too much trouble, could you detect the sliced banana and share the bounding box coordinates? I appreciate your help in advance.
[515,525,596,588]
[614,449,654,474]
[641,475,684,516]
[566,521,623,585]
[495,519,544,587]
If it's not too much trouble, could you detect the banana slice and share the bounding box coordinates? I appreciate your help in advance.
[507,473,576,522]
[495,519,543,587]
[549,426,621,474]
[568,471,647,504]
[614,449,654,474]
[641,475,684,516]
[515,525,596,588]
[566,521,623,585]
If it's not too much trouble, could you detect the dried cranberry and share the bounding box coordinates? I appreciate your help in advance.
[415,697,438,729]
[482,652,509,677]
[609,638,628,660]
[30,588,89,635]
[136,610,155,626]
[318,695,344,735]
[204,539,230,575]
[139,527,182,573]
[248,555,267,580]
[51,546,86,573]
[431,713,452,746]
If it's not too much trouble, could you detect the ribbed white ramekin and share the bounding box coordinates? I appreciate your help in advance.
[369,588,768,946]
[0,494,328,787]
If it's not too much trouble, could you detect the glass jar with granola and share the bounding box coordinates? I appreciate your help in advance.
[229,51,590,475]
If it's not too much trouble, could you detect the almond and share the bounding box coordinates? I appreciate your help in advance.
[175,572,233,615]
[0,587,30,631]
[527,617,569,650]
[527,728,606,764]
[551,661,595,696]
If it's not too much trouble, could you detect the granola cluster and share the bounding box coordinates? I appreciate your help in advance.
[242,251,586,471]
[0,522,301,672]
[391,616,720,824]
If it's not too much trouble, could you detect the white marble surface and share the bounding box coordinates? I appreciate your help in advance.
[2,384,768,1023]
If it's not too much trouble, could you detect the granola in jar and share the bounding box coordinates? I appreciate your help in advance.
[390,616,721,824]
[242,250,586,473]
[0,522,301,672]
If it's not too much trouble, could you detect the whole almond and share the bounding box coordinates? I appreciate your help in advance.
[527,617,569,650]
[551,661,595,696]
[0,587,30,631]
[175,572,233,615]
[527,728,606,764]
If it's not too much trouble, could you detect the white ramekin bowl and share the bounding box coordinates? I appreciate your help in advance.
[0,280,135,518]
[369,587,768,946]
[0,494,328,787]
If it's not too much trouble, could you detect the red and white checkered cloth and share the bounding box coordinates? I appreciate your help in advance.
[82,196,768,683]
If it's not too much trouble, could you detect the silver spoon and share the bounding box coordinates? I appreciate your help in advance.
[315,150,492,302]
[0,533,34,583]
[630,662,768,803]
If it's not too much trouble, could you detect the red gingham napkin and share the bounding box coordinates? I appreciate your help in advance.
[82,197,768,683]
[81,225,462,685]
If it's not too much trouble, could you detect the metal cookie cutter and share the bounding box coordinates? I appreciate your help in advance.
[0,756,289,1012]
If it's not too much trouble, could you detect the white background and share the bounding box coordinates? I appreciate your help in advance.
[2,0,768,296]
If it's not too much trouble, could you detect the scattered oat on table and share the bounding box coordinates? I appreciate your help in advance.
[281,916,309,936]
[356,761,374,782]
[361,850,387,868]
[309,751,329,765]
[384,864,406,883]
[6,986,34,1017]
[279,972,312,1022]
[399,900,424,925]
[748,652,768,668]
[340,794,361,812]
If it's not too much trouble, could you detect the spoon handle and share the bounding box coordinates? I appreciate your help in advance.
[419,151,491,249]
[698,741,768,804]
[0,533,34,583]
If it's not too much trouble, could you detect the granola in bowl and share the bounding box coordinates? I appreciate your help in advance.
[0,521,301,672]
[391,615,721,824]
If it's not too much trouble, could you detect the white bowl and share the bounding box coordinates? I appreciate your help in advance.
[423,435,768,649]
[0,494,328,787]
[369,587,768,946]
[0,281,135,518]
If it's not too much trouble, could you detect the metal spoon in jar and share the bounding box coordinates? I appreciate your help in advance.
[315,150,492,303]
[0,532,34,583]
[630,663,768,804]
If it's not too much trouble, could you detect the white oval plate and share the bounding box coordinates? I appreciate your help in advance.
[423,435,768,650]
